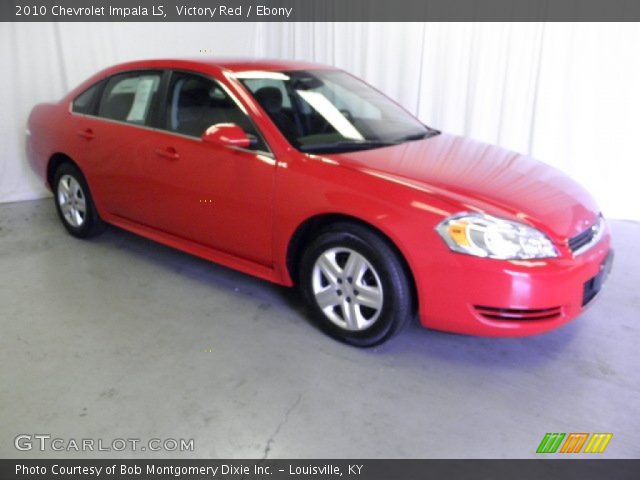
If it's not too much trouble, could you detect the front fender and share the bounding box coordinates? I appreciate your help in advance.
[271,155,458,291]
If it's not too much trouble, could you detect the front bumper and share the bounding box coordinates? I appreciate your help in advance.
[417,230,612,336]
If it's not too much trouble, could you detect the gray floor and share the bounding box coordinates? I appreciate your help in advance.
[1,198,639,459]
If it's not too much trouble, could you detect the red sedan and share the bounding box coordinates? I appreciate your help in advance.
[26,59,612,346]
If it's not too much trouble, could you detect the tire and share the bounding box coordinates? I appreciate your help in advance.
[299,222,413,347]
[53,163,105,238]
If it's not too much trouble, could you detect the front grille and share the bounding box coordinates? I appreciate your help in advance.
[569,217,604,254]
[474,305,563,321]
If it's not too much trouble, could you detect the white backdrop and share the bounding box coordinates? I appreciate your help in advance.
[0,22,259,203]
[255,22,640,221]
[2,22,640,220]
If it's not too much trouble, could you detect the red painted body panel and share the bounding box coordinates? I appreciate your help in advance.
[26,58,611,337]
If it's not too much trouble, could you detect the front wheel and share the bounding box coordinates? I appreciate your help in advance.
[299,223,413,347]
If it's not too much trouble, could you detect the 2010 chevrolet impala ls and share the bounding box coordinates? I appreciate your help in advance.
[26,59,612,346]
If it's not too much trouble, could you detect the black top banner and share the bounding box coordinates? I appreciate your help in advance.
[3,459,640,480]
[3,0,640,22]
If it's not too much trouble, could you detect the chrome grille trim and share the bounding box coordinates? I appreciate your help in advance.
[569,216,605,256]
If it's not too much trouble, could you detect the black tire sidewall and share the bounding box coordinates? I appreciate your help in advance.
[300,224,412,347]
[53,163,102,238]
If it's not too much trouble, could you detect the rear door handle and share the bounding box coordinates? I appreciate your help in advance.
[155,147,180,161]
[76,128,94,140]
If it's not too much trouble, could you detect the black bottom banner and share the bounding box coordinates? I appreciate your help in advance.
[2,459,639,480]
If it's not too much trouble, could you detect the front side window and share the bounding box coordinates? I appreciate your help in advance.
[98,72,161,124]
[238,70,436,153]
[164,72,267,151]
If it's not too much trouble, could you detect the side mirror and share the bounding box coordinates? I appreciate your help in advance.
[202,123,251,149]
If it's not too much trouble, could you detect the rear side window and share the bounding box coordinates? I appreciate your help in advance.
[72,82,102,115]
[98,72,161,125]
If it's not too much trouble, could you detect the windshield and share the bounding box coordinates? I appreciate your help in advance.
[237,70,437,153]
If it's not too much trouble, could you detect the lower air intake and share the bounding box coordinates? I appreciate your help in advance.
[474,305,562,321]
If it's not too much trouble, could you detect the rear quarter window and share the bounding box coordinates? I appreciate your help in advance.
[71,82,103,115]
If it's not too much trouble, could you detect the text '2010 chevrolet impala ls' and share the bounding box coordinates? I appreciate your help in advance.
[26,59,612,346]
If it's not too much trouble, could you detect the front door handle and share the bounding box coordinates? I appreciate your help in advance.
[155,147,180,161]
[76,128,94,140]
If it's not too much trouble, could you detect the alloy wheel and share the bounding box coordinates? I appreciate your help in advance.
[57,174,87,228]
[311,247,384,331]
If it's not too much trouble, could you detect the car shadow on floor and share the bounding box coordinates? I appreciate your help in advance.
[76,212,580,371]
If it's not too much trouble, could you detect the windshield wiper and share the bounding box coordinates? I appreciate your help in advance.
[395,129,441,143]
[299,127,442,153]
[299,140,397,153]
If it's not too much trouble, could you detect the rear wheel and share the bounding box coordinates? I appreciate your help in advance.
[53,163,105,238]
[299,223,413,347]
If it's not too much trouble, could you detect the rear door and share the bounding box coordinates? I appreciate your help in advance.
[76,70,165,224]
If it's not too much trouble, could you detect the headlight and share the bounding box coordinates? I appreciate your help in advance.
[436,213,558,260]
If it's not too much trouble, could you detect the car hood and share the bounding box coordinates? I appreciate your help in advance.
[325,133,599,240]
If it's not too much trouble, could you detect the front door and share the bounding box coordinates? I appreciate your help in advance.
[140,72,276,266]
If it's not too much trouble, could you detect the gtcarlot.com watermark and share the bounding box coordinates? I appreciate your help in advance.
[15,434,194,453]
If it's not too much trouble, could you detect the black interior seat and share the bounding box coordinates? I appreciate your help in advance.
[253,86,299,140]
[175,81,237,136]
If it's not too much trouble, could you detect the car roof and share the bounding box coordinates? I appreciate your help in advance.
[106,57,336,75]
[66,58,341,103]
[206,57,334,72]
